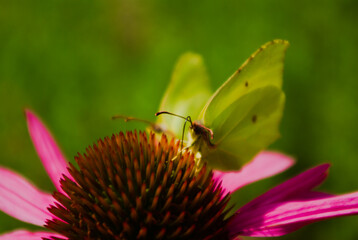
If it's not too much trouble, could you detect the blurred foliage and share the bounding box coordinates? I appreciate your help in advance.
[1,0,358,239]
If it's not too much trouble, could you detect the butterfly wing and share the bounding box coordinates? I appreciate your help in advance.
[156,52,212,137]
[196,40,289,170]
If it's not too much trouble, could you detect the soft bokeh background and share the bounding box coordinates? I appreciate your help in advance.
[1,0,358,239]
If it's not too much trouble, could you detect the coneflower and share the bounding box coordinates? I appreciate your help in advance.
[1,110,358,240]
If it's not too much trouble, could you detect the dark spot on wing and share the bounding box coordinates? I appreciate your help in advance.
[252,115,257,123]
[245,81,248,87]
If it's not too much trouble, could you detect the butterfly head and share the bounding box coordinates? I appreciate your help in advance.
[155,111,215,149]
[191,121,215,148]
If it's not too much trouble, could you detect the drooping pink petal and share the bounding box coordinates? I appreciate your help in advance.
[229,192,358,237]
[213,151,294,195]
[0,168,54,226]
[0,229,65,240]
[26,109,73,192]
[239,164,330,213]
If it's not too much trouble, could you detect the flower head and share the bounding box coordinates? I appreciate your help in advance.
[1,110,358,240]
[46,131,231,239]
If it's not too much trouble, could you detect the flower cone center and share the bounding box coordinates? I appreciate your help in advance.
[45,131,232,240]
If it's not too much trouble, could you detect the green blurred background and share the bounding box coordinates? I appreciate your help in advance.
[1,0,358,239]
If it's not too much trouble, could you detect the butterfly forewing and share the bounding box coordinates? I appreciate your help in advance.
[199,40,288,126]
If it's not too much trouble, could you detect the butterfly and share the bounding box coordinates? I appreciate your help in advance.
[154,40,289,171]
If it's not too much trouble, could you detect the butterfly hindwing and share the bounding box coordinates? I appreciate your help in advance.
[199,86,285,170]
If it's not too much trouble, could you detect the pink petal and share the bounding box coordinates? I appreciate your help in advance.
[0,168,54,226]
[26,110,73,193]
[0,229,65,240]
[293,191,334,201]
[213,151,294,195]
[239,164,330,213]
[230,192,358,237]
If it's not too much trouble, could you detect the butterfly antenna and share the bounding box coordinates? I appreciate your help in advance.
[112,115,153,124]
[155,111,193,158]
[155,111,192,123]
[112,114,167,134]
